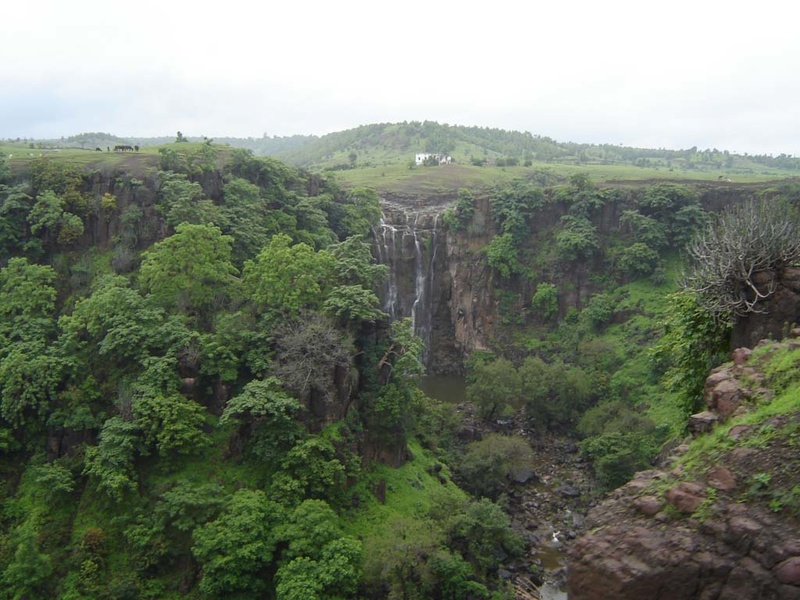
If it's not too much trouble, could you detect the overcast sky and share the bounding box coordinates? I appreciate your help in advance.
[2,0,799,156]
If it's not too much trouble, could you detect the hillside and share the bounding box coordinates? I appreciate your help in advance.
[8,122,800,198]
[269,121,800,182]
[0,144,546,599]
[568,337,800,599]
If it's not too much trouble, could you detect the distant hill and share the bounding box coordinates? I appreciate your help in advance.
[269,121,800,176]
[7,122,800,177]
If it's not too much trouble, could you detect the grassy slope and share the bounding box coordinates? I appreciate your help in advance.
[1,142,162,178]
[330,161,800,197]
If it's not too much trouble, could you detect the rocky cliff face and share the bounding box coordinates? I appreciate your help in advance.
[567,338,800,600]
[375,182,794,374]
[731,267,800,349]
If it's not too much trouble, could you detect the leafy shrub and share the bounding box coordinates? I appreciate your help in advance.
[457,434,534,499]
[485,233,520,278]
[617,242,661,278]
[531,282,558,320]
[466,358,522,420]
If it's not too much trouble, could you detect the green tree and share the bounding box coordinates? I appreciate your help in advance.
[323,285,384,324]
[650,290,730,414]
[485,233,520,278]
[1,522,53,599]
[156,481,225,533]
[519,356,595,428]
[275,537,362,600]
[616,242,661,278]
[138,223,239,319]
[447,499,524,577]
[443,189,475,231]
[192,489,284,597]
[83,416,140,501]
[619,209,668,249]
[362,515,443,600]
[338,187,382,238]
[0,258,57,344]
[220,377,305,460]
[327,235,388,289]
[0,258,63,428]
[531,282,558,320]
[271,436,346,505]
[466,357,521,420]
[555,215,598,262]
[133,391,210,458]
[242,233,335,316]
[580,431,657,490]
[379,318,425,387]
[491,183,545,241]
[457,434,534,499]
[273,500,362,599]
[58,275,187,375]
[0,184,34,257]
[28,190,84,247]
[220,176,272,264]
[156,170,221,228]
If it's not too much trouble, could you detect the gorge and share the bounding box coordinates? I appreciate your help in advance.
[2,139,800,599]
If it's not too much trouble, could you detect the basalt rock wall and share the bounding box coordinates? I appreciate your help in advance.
[375,182,797,374]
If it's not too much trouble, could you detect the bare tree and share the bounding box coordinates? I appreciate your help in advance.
[682,199,800,319]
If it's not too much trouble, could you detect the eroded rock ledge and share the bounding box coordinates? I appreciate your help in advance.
[567,339,800,600]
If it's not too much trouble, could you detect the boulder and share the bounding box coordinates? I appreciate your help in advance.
[633,495,663,517]
[707,466,737,491]
[728,424,751,441]
[774,557,800,586]
[556,484,581,498]
[665,482,706,514]
[689,411,719,434]
[707,377,745,418]
[731,347,752,367]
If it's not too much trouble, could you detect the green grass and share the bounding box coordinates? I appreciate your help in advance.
[326,160,798,197]
[2,142,161,178]
[341,439,467,539]
[678,377,800,474]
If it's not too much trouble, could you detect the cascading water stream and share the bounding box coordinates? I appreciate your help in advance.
[372,206,441,362]
[410,214,426,334]
[376,214,399,319]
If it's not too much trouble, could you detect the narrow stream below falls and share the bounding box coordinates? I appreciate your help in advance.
[420,375,575,599]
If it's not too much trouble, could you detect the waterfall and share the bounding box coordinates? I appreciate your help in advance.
[410,214,425,334]
[426,213,439,344]
[376,214,399,319]
[372,205,441,361]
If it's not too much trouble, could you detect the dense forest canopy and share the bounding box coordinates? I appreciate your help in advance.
[1,136,799,598]
[0,144,533,599]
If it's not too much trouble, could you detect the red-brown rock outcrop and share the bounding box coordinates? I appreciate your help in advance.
[568,341,800,600]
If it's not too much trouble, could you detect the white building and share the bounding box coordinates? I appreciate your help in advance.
[415,153,452,166]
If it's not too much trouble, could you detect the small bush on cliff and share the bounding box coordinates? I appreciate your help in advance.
[650,290,730,414]
[531,282,558,321]
[580,431,657,490]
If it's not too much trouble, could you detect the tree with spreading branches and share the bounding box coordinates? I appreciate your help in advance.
[682,199,800,320]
